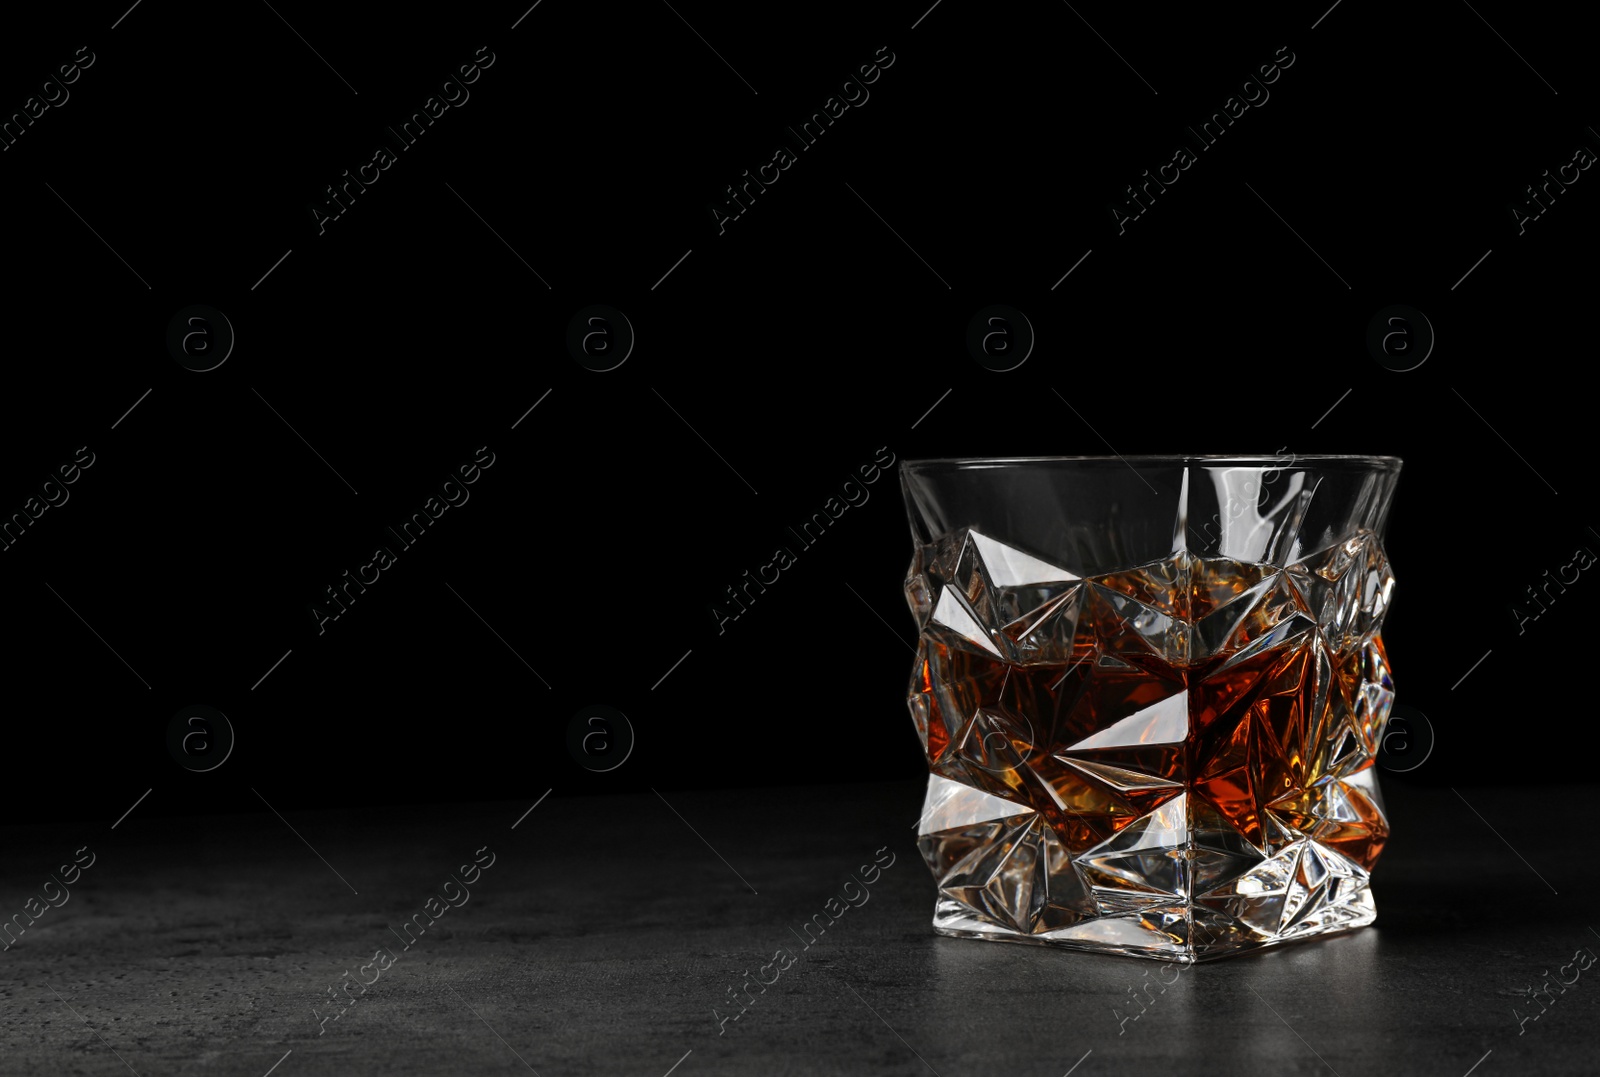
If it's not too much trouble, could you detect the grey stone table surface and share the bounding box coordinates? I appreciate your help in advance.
[0,778,1594,1077]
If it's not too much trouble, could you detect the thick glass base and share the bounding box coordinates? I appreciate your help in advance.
[928,842,1378,964]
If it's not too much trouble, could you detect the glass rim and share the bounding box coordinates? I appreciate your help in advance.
[903,454,1401,470]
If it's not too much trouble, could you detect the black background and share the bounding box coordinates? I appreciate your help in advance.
[1,0,1590,821]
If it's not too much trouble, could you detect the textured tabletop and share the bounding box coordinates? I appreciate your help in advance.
[0,778,1592,1077]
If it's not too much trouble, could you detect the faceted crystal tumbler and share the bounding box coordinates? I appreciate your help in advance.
[900,455,1401,962]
